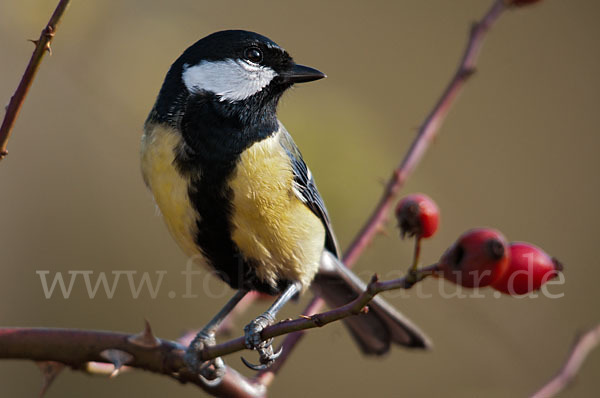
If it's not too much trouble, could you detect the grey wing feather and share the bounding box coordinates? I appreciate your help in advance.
[278,125,341,258]
[278,124,431,354]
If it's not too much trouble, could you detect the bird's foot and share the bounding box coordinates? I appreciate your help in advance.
[241,313,283,370]
[184,331,225,384]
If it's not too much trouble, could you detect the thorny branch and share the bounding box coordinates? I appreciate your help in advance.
[0,0,71,160]
[0,324,265,398]
[0,268,435,397]
[530,324,600,398]
[189,266,436,363]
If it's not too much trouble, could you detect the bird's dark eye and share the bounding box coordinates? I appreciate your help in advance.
[244,47,263,64]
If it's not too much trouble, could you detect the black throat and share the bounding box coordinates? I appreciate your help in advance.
[150,60,284,171]
[179,91,281,172]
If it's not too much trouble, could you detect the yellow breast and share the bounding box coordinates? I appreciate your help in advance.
[228,131,325,290]
[141,123,325,290]
[140,123,201,258]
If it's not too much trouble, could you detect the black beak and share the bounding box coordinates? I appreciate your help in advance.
[281,64,326,84]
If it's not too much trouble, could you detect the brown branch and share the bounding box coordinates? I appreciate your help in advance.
[256,0,509,386]
[0,267,434,396]
[0,327,265,398]
[0,0,71,161]
[344,0,506,269]
[190,266,436,363]
[530,324,600,398]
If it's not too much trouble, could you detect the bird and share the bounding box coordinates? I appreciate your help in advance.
[140,29,430,380]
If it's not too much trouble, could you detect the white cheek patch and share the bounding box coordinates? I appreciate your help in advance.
[182,59,277,102]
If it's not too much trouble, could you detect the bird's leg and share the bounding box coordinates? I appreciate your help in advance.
[241,282,301,370]
[185,289,248,383]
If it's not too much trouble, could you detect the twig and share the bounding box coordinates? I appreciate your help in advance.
[0,267,434,396]
[0,0,71,161]
[530,324,600,398]
[191,266,435,362]
[256,0,509,386]
[344,0,505,268]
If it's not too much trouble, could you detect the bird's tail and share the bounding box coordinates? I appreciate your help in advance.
[311,251,431,355]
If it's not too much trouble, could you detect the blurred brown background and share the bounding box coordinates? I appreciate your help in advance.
[1,0,599,396]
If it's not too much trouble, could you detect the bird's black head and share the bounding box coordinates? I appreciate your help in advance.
[151,30,325,128]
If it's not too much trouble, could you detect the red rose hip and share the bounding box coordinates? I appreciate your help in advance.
[437,228,510,288]
[492,242,563,295]
[395,193,440,239]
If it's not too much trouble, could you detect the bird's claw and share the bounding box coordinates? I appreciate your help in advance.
[241,345,284,370]
[242,313,282,370]
[198,356,225,384]
[244,313,275,349]
[184,331,225,383]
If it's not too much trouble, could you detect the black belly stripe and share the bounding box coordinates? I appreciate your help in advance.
[186,172,265,293]
[170,92,290,294]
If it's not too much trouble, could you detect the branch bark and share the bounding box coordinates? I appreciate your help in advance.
[0,327,265,398]
[0,0,71,160]
[256,0,509,386]
[530,324,600,398]
[0,267,434,396]
[192,266,435,363]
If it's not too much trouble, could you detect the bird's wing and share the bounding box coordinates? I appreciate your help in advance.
[278,124,341,258]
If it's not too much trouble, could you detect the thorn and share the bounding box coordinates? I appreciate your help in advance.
[100,349,134,378]
[127,319,161,348]
[460,67,477,80]
[85,361,116,375]
[41,27,54,54]
[470,22,479,35]
[299,315,311,320]
[376,224,388,236]
[36,361,64,397]
[44,26,55,38]
[27,37,52,54]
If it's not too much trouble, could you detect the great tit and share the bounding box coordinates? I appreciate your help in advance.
[141,30,430,377]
